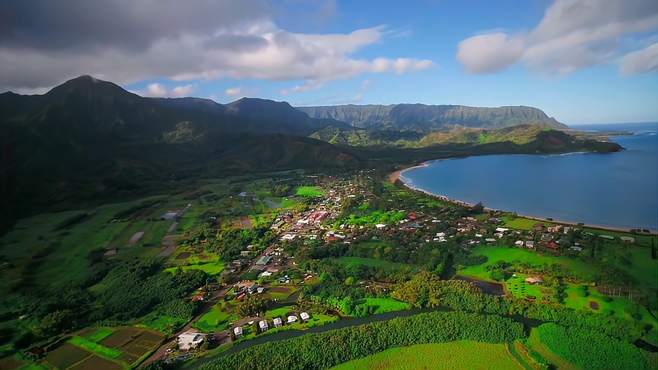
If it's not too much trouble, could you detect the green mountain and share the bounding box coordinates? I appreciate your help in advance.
[0,75,619,232]
[0,76,361,229]
[298,104,565,131]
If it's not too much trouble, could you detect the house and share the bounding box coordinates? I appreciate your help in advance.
[375,223,387,229]
[273,317,283,327]
[161,211,179,220]
[515,240,524,247]
[569,246,583,252]
[255,256,272,266]
[485,238,497,243]
[259,320,269,331]
[545,241,560,250]
[258,271,273,278]
[178,331,205,351]
[525,277,543,284]
[620,236,635,243]
[233,326,243,337]
[525,240,535,249]
[300,312,310,321]
[281,233,296,241]
[287,315,298,324]
[547,225,562,233]
[495,227,509,233]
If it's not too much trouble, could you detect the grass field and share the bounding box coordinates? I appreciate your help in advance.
[69,336,123,359]
[458,246,597,281]
[331,341,525,370]
[165,260,224,275]
[502,216,548,231]
[295,186,324,198]
[355,298,411,315]
[563,284,658,328]
[194,303,237,333]
[506,275,544,299]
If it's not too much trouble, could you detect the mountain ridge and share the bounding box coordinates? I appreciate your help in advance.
[298,103,565,131]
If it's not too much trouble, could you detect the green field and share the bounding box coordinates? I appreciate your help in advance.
[355,298,410,315]
[563,284,658,328]
[194,303,237,333]
[506,274,544,299]
[501,216,552,231]
[81,327,115,343]
[458,246,597,281]
[331,341,525,370]
[295,186,325,197]
[69,336,123,359]
[165,261,224,275]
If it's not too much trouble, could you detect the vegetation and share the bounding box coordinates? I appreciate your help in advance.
[295,186,324,198]
[197,311,524,370]
[528,323,648,370]
[331,341,525,370]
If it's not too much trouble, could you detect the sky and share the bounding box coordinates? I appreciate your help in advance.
[1,0,657,124]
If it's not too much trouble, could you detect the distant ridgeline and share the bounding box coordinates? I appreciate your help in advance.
[297,103,566,131]
[0,75,620,230]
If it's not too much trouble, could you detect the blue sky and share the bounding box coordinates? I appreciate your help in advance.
[2,0,658,124]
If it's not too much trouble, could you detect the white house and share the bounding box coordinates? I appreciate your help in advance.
[495,227,509,233]
[273,317,283,327]
[287,315,298,324]
[178,331,205,351]
[375,223,387,229]
[525,241,535,249]
[300,312,310,321]
[233,326,243,337]
[259,320,269,331]
[515,240,524,247]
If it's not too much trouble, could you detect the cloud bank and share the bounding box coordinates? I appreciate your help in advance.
[0,0,432,92]
[457,0,658,75]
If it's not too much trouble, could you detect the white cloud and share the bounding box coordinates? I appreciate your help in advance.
[139,83,195,98]
[0,1,433,92]
[170,84,195,97]
[457,33,524,73]
[456,0,658,75]
[620,42,658,75]
[225,86,259,97]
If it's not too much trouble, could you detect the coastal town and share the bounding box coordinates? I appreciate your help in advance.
[1,168,656,370]
[132,170,657,366]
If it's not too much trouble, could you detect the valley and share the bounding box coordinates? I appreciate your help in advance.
[1,168,656,370]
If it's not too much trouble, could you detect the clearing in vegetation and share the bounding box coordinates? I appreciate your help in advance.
[354,297,411,315]
[295,186,324,197]
[194,303,237,332]
[458,246,597,281]
[331,341,525,370]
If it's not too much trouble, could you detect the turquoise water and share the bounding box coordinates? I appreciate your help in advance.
[401,123,658,230]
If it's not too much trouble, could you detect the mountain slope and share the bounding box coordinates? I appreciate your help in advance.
[298,104,565,131]
[0,76,362,230]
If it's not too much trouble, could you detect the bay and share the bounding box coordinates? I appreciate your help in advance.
[401,123,658,230]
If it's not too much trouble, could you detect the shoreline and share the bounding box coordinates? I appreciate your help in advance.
[389,162,658,235]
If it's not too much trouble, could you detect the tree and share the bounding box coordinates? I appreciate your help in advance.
[236,295,270,317]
